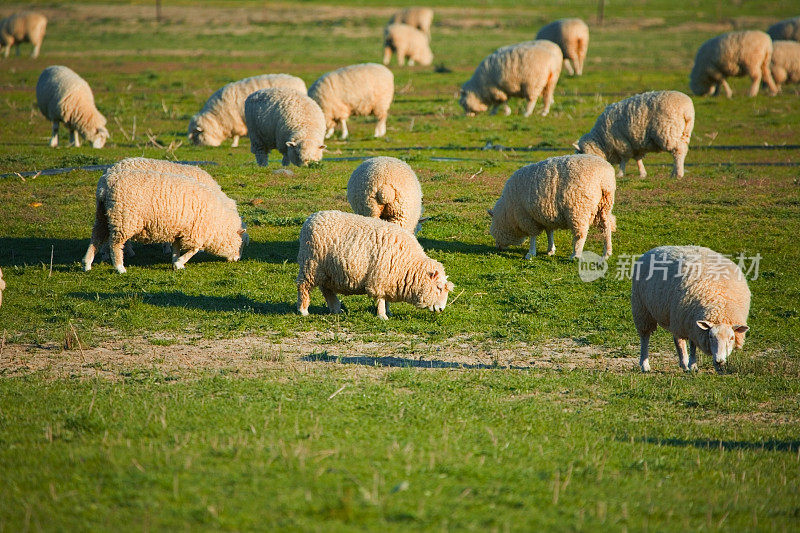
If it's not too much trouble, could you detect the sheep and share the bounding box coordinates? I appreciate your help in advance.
[82,168,247,273]
[631,246,751,373]
[388,7,434,39]
[188,73,307,148]
[244,87,326,167]
[0,267,5,308]
[689,30,778,97]
[308,63,394,140]
[573,90,695,179]
[347,157,422,233]
[36,65,109,148]
[459,40,562,117]
[296,210,453,320]
[767,16,800,42]
[770,40,800,89]
[488,154,616,260]
[535,18,589,76]
[383,23,433,67]
[0,11,47,59]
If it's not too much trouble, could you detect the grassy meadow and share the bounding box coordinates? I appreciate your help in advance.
[0,0,799,530]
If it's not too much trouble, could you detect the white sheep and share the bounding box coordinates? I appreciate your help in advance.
[489,154,616,260]
[631,246,751,373]
[574,90,695,179]
[0,11,47,59]
[689,30,778,97]
[388,7,434,39]
[244,87,326,167]
[308,63,394,140]
[770,40,800,89]
[188,73,307,148]
[297,210,453,320]
[0,267,5,308]
[383,23,433,67]
[767,16,800,42]
[459,40,562,117]
[535,18,589,76]
[36,65,109,148]
[82,168,247,273]
[347,157,422,233]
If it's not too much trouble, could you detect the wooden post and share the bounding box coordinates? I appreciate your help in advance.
[156,0,162,23]
[597,0,605,26]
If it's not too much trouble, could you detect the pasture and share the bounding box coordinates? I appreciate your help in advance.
[0,0,799,530]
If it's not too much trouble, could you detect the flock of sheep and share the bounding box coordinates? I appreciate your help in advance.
[3,8,799,372]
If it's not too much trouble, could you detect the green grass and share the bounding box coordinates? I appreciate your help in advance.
[1,0,799,530]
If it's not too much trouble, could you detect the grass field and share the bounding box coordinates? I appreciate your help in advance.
[1,1,799,530]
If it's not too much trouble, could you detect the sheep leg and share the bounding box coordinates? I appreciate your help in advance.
[397,50,406,66]
[602,225,613,260]
[523,97,538,118]
[674,336,690,371]
[671,146,687,179]
[297,282,312,316]
[546,230,556,256]
[325,126,334,139]
[636,159,647,178]
[570,229,587,260]
[231,135,239,148]
[31,43,41,59]
[376,298,390,320]
[172,247,199,270]
[720,79,733,99]
[525,235,537,260]
[320,286,342,314]
[748,72,762,97]
[688,341,698,371]
[15,44,20,57]
[761,56,779,96]
[374,115,387,137]
[170,240,182,264]
[253,145,269,166]
[563,58,575,76]
[281,153,290,166]
[49,122,59,148]
[110,241,127,274]
[382,46,392,66]
[71,128,80,148]
[617,160,626,178]
[1,44,9,58]
[639,331,651,372]
[339,119,348,140]
[540,73,557,116]
[408,58,416,66]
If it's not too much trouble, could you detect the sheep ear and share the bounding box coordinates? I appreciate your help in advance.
[733,325,749,334]
[696,320,714,331]
[237,228,246,236]
[286,141,297,147]
[572,142,580,151]
[195,126,203,132]
[319,144,326,150]
[428,271,439,280]
[487,209,494,218]
[446,281,454,291]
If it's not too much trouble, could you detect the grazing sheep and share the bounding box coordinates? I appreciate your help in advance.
[770,40,800,88]
[308,63,394,140]
[689,30,778,97]
[383,23,433,67]
[574,90,695,179]
[36,65,109,148]
[631,246,751,373]
[460,40,562,117]
[0,267,5,308]
[535,18,589,76]
[297,210,453,320]
[388,7,434,39]
[244,87,326,167]
[82,169,247,273]
[347,157,422,233]
[0,11,47,58]
[489,154,616,260]
[767,16,800,42]
[188,73,307,148]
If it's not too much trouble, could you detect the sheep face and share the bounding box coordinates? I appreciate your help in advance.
[459,88,487,116]
[285,140,325,167]
[188,115,223,147]
[408,261,454,313]
[417,47,434,66]
[488,208,524,249]
[92,126,109,149]
[573,135,604,158]
[697,320,749,370]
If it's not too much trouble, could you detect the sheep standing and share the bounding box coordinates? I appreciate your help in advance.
[574,90,695,179]
[296,210,453,320]
[459,40,562,117]
[631,246,751,373]
[82,168,247,273]
[308,63,394,140]
[689,30,778,97]
[767,16,800,42]
[535,18,589,76]
[770,40,800,89]
[383,23,433,66]
[347,157,422,233]
[36,65,109,148]
[388,7,434,39]
[244,87,326,167]
[0,12,47,58]
[188,73,307,147]
[489,154,616,260]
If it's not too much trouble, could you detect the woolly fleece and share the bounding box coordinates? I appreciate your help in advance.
[388,7,434,38]
[383,23,433,66]
[347,157,423,233]
[0,11,46,58]
[535,18,589,76]
[770,40,800,87]
[768,16,800,42]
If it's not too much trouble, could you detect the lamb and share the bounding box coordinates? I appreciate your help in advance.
[82,168,247,273]
[188,73,307,148]
[36,65,109,148]
[573,90,695,179]
[459,40,562,117]
[0,267,5,308]
[0,12,47,59]
[767,16,800,42]
[488,154,616,260]
[244,87,326,167]
[296,210,453,320]
[388,7,434,39]
[689,30,778,97]
[383,23,433,67]
[631,246,751,373]
[770,40,800,89]
[308,63,394,140]
[347,157,422,233]
[535,18,589,76]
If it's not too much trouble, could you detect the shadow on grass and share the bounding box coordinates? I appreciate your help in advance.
[302,350,531,370]
[635,436,800,453]
[69,291,295,315]
[244,240,298,264]
[417,238,497,255]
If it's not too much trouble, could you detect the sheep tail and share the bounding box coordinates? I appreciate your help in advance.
[375,184,396,207]
[595,187,615,229]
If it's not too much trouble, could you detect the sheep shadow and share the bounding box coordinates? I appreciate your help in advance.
[417,238,497,256]
[244,239,298,264]
[69,291,294,315]
[631,436,800,453]
[0,237,89,268]
[302,350,532,370]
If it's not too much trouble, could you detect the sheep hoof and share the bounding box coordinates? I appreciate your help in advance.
[173,263,184,270]
[377,313,389,321]
[524,252,536,260]
[569,253,581,261]
[115,266,127,274]
[81,261,91,272]
[640,361,651,373]
[547,248,556,256]
[298,308,309,317]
